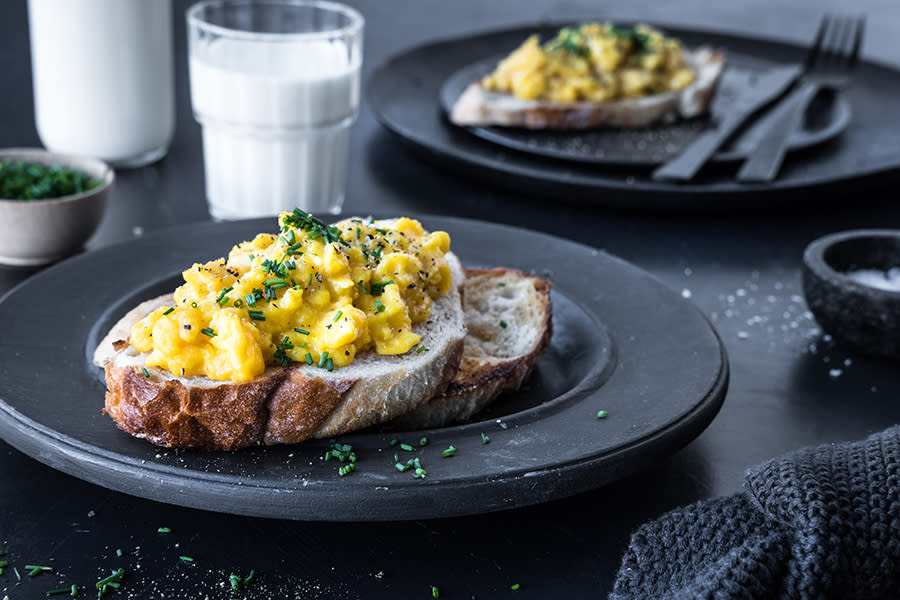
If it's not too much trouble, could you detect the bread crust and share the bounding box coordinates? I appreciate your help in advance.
[393,268,553,429]
[95,254,466,450]
[450,47,726,130]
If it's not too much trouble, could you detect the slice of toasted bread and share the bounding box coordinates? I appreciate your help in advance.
[93,253,467,450]
[391,268,552,429]
[449,47,725,130]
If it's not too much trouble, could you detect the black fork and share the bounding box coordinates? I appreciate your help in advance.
[737,14,865,183]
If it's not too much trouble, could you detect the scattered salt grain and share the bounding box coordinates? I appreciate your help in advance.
[828,368,843,378]
[681,288,692,299]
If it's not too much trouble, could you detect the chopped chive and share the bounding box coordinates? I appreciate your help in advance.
[511,583,521,590]
[416,345,428,354]
[229,573,242,590]
[374,300,385,313]
[326,358,334,372]
[116,549,122,557]
[47,588,71,596]
[318,351,329,368]
[0,560,7,567]
[499,320,508,329]
[419,437,428,446]
[27,565,52,577]
[400,443,415,452]
[596,410,608,419]
[162,307,175,316]
[497,282,506,287]
[481,433,491,444]
[179,556,194,563]
[190,301,198,308]
[338,463,355,476]
[442,445,457,457]
[141,367,150,378]
[357,280,368,294]
[389,439,398,447]
[333,310,343,321]
[432,586,440,598]
[201,327,217,338]
[305,352,313,365]
[244,570,255,585]
[158,527,171,533]
[308,273,313,286]
[294,328,309,335]
[395,462,411,472]
[95,568,125,588]
[71,584,78,596]
[247,309,266,321]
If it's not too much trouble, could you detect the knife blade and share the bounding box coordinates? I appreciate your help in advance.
[652,64,802,182]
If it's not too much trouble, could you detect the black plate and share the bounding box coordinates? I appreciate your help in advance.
[439,54,851,167]
[368,22,900,210]
[0,216,728,521]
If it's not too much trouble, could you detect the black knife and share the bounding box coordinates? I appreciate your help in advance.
[652,64,802,182]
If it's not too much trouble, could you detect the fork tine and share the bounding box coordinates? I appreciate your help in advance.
[848,16,866,71]
[803,14,830,70]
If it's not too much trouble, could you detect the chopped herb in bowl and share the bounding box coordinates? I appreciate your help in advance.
[0,159,102,200]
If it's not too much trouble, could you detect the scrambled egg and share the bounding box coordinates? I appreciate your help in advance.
[481,23,696,102]
[129,211,452,382]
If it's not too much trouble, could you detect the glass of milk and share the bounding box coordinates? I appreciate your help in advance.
[186,0,364,220]
[28,0,175,168]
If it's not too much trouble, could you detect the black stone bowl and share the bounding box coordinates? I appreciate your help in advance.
[803,229,900,360]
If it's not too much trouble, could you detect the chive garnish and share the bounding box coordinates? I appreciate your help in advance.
[389,439,398,447]
[0,159,102,200]
[442,445,456,457]
[333,310,343,321]
[420,437,428,446]
[318,351,329,368]
[162,307,175,316]
[247,309,265,321]
[416,345,428,354]
[499,320,508,329]
[190,301,198,308]
[339,463,355,476]
[294,328,309,335]
[26,565,52,577]
[179,556,194,562]
[201,327,217,338]
[481,433,491,444]
[374,300,385,313]
[400,443,415,452]
[47,588,71,596]
[326,358,334,372]
[432,586,440,598]
[233,298,244,308]
[358,280,368,294]
[511,583,521,590]
[229,573,242,590]
[142,367,150,378]
[71,584,78,596]
[305,352,313,365]
[596,410,609,419]
[158,527,171,533]
[116,549,122,557]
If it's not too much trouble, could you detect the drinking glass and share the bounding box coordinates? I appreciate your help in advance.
[186,0,364,220]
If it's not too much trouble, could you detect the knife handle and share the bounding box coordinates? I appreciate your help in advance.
[652,112,746,182]
[737,81,820,183]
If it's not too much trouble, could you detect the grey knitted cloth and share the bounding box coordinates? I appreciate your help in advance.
[610,426,900,600]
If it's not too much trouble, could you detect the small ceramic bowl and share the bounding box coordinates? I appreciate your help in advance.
[0,148,114,266]
[802,229,900,360]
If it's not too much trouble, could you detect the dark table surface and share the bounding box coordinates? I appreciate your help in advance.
[2,0,900,598]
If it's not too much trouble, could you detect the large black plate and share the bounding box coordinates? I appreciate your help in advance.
[0,216,728,521]
[368,22,900,210]
[439,54,851,166]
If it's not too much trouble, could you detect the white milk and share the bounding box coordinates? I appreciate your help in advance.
[189,38,360,219]
[28,0,175,167]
